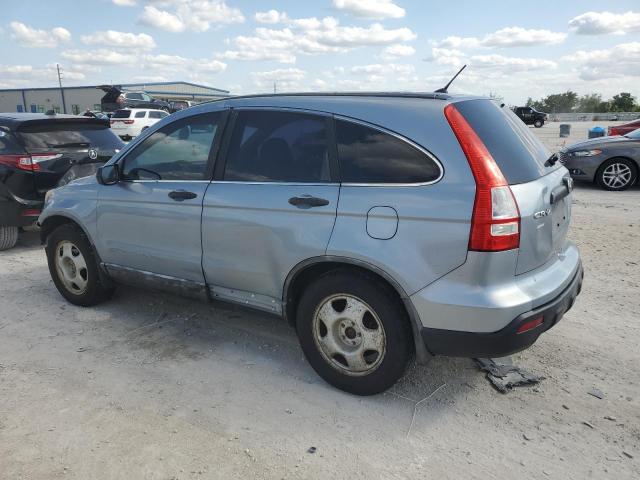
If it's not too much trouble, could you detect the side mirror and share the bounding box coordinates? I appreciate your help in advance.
[97,164,120,185]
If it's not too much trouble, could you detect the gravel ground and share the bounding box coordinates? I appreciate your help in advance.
[1,184,639,479]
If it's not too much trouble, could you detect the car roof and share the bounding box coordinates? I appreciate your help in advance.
[0,112,106,129]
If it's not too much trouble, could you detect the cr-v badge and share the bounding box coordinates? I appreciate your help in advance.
[533,208,551,219]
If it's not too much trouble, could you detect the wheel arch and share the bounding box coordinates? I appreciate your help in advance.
[40,214,114,288]
[283,256,431,364]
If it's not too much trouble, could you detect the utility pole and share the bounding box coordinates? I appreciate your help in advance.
[273,81,276,94]
[56,63,67,114]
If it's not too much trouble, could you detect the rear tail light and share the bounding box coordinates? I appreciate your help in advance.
[0,153,62,172]
[0,154,40,171]
[124,120,134,124]
[21,209,41,217]
[444,104,521,252]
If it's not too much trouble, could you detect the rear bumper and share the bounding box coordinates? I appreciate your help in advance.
[421,262,583,357]
[0,198,43,227]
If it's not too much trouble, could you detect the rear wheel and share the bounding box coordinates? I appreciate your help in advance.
[534,119,544,128]
[296,270,412,395]
[596,158,637,191]
[0,226,18,251]
[46,224,114,306]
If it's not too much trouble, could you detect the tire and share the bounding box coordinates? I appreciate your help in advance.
[0,226,18,251]
[596,158,638,191]
[296,270,412,395]
[45,224,114,306]
[534,119,544,128]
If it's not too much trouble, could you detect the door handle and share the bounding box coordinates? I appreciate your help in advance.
[168,190,197,201]
[288,195,330,209]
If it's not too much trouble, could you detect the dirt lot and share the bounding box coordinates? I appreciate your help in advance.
[1,182,639,480]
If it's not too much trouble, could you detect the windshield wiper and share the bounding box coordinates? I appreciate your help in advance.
[47,142,90,148]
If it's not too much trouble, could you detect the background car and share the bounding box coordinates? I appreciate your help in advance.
[170,100,197,112]
[608,118,640,136]
[109,108,169,141]
[98,85,171,113]
[559,128,640,190]
[513,106,548,128]
[0,113,123,250]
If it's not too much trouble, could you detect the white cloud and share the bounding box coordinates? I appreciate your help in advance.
[140,6,185,32]
[252,68,306,90]
[350,63,414,75]
[81,30,156,50]
[333,0,405,20]
[219,17,416,63]
[569,11,640,35]
[255,10,288,24]
[380,44,415,60]
[434,26,566,49]
[142,53,227,73]
[139,1,244,33]
[133,75,170,82]
[0,64,86,87]
[112,0,136,5]
[562,42,640,80]
[470,54,557,71]
[10,21,71,48]
[61,49,136,65]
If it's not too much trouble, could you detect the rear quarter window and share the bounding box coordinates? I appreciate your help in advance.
[454,99,560,184]
[0,130,24,154]
[335,119,441,184]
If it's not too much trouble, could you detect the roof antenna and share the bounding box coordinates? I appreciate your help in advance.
[435,64,467,94]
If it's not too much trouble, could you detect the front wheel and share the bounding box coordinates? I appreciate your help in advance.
[596,158,638,191]
[46,224,114,306]
[296,270,412,395]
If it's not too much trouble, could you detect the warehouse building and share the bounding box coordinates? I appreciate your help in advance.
[0,81,230,114]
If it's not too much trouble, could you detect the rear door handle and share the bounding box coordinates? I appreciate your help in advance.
[288,195,330,209]
[168,190,197,201]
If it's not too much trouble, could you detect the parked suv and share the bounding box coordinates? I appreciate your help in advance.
[39,94,583,395]
[513,106,547,128]
[98,85,171,113]
[0,113,123,250]
[110,108,169,140]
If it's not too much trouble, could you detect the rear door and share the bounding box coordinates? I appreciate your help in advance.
[201,109,338,309]
[16,119,123,195]
[96,111,226,282]
[455,99,571,274]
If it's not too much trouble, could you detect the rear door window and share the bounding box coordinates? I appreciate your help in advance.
[454,99,560,184]
[335,119,441,184]
[223,110,331,183]
[135,111,146,118]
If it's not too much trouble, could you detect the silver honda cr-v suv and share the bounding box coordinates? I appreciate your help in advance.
[39,93,583,395]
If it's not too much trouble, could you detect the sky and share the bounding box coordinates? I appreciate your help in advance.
[1,0,640,105]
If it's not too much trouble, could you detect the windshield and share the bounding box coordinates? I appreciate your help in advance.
[624,128,640,139]
[18,123,123,150]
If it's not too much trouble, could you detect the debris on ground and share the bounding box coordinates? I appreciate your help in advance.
[582,421,595,429]
[307,447,317,454]
[474,357,543,393]
[622,451,633,459]
[588,388,605,399]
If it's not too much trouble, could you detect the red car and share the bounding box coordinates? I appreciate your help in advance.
[609,119,640,136]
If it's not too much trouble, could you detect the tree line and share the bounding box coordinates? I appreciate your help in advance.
[525,91,637,113]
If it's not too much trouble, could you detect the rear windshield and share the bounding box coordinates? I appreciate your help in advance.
[113,110,132,119]
[455,99,560,184]
[0,130,24,154]
[17,122,123,150]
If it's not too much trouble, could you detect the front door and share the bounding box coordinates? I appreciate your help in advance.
[96,111,226,283]
[201,109,339,311]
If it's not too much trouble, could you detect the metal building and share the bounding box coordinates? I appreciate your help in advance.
[0,81,230,114]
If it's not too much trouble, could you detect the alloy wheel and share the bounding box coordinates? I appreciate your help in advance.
[602,162,633,189]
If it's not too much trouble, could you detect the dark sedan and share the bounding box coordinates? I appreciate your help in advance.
[559,129,640,190]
